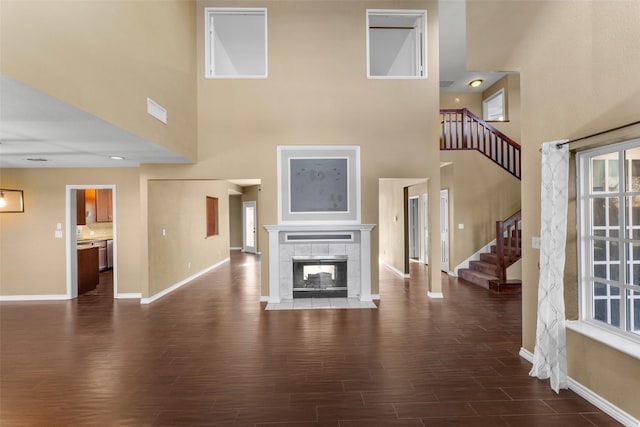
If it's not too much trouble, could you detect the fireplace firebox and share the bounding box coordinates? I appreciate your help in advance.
[292,255,347,298]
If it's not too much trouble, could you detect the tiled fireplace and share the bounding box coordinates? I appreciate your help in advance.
[264,224,375,303]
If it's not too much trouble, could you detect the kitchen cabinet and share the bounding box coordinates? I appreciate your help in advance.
[77,246,99,294]
[96,189,113,222]
[76,190,86,225]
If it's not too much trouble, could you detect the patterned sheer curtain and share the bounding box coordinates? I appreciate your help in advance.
[530,140,570,393]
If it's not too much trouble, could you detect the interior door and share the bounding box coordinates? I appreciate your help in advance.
[243,201,257,253]
[408,196,419,259]
[440,189,450,272]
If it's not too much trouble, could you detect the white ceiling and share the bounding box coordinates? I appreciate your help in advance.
[0,2,500,170]
[438,0,506,92]
[0,74,192,169]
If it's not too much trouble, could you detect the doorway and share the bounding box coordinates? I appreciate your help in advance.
[243,201,257,254]
[440,189,449,272]
[66,185,117,299]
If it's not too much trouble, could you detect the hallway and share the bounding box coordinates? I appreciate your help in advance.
[0,252,619,426]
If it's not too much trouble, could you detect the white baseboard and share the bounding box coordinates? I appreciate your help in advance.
[260,296,269,302]
[454,238,496,276]
[116,293,142,299]
[230,247,242,251]
[519,347,640,427]
[380,260,410,278]
[371,294,380,300]
[0,294,68,301]
[427,291,444,299]
[140,258,230,305]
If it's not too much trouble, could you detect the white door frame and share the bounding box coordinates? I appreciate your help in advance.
[65,185,117,299]
[440,189,450,273]
[242,201,257,253]
[423,193,429,265]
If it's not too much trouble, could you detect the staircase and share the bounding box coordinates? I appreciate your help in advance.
[458,211,522,292]
[440,108,521,179]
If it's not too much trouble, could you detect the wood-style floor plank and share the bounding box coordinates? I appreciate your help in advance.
[0,252,622,426]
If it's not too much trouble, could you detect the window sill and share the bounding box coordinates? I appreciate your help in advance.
[566,320,640,360]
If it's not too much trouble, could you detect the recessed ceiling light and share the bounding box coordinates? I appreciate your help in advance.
[110,156,125,160]
[469,79,483,88]
[26,158,48,162]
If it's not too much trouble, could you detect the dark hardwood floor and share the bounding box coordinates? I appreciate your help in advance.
[0,251,620,426]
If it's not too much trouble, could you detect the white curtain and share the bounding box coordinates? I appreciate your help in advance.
[530,140,569,393]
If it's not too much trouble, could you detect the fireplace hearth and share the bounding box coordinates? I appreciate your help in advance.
[293,255,347,298]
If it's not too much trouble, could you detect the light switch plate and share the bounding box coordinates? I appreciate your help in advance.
[458,224,464,229]
[532,237,541,249]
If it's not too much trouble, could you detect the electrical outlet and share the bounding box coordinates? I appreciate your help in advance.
[162,229,166,236]
[188,262,191,269]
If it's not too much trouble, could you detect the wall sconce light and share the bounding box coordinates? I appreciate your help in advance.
[0,189,25,213]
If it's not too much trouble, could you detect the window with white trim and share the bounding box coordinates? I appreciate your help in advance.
[204,8,267,78]
[366,10,426,79]
[482,88,505,121]
[578,140,640,339]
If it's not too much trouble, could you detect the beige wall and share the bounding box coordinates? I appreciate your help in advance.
[147,180,233,297]
[440,92,482,114]
[482,73,521,142]
[144,0,443,297]
[440,150,521,270]
[0,168,141,295]
[467,0,640,418]
[229,195,243,249]
[0,0,198,160]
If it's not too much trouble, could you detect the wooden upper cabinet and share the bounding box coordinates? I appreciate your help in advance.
[96,189,113,222]
[76,190,86,225]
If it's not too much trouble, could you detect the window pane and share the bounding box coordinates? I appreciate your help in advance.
[593,283,621,329]
[593,239,606,261]
[625,148,640,192]
[627,289,640,335]
[592,197,619,229]
[592,159,605,192]
[594,282,607,296]
[608,159,619,192]
[626,196,640,239]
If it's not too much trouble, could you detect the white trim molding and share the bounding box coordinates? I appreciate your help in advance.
[116,293,142,299]
[371,294,380,300]
[519,347,640,427]
[0,294,69,301]
[380,259,410,278]
[140,258,229,305]
[427,291,444,299]
[260,296,269,302]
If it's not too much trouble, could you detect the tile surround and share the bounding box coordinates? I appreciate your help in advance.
[265,224,375,304]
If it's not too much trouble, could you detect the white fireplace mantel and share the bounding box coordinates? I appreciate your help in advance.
[264,224,375,303]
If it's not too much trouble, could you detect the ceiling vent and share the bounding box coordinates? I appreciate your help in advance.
[440,80,454,88]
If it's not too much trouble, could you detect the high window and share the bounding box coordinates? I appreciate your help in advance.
[204,8,267,78]
[482,88,506,121]
[578,140,640,340]
[366,10,426,79]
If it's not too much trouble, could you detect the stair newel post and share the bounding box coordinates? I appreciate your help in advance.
[496,220,507,282]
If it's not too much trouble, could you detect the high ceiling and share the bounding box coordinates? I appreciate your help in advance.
[0,1,501,170]
[439,0,506,93]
